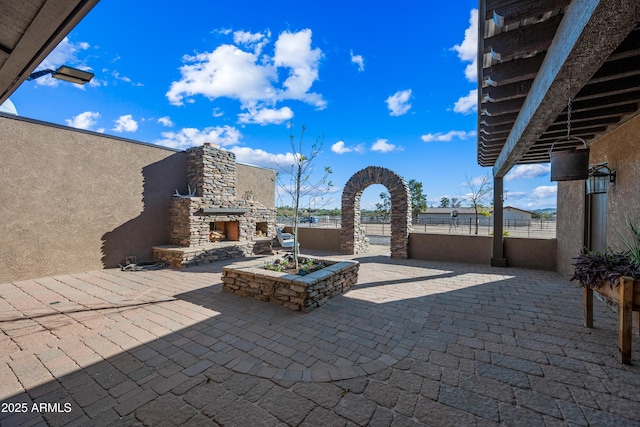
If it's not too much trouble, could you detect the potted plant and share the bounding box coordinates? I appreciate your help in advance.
[571,220,640,364]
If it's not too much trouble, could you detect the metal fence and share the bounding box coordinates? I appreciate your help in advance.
[277,216,556,239]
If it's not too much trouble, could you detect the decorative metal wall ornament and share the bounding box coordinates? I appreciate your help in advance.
[550,76,590,181]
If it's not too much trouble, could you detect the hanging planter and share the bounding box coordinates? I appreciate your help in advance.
[549,136,589,181]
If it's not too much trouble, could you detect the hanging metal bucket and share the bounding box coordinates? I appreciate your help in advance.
[549,136,589,181]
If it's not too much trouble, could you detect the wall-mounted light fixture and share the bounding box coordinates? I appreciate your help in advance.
[27,65,94,85]
[586,162,616,195]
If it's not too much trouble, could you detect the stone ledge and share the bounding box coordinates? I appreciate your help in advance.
[153,242,255,268]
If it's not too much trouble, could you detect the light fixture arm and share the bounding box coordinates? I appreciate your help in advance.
[26,69,55,81]
[26,65,94,85]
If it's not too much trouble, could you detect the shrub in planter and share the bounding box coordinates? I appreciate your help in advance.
[571,248,640,290]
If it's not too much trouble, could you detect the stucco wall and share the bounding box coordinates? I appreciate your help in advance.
[409,234,492,265]
[409,233,556,270]
[284,227,342,253]
[556,114,640,277]
[589,114,640,252]
[236,163,276,208]
[503,237,556,271]
[556,180,584,278]
[0,115,276,282]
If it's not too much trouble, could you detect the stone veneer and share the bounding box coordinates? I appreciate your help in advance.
[221,256,359,312]
[341,166,411,259]
[154,143,276,267]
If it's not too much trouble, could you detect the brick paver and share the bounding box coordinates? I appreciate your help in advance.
[1,246,640,426]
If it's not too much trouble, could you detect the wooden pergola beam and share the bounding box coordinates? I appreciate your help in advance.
[492,0,640,178]
[484,14,562,61]
[486,0,571,25]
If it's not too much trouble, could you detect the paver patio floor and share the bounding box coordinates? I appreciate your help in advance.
[1,247,639,426]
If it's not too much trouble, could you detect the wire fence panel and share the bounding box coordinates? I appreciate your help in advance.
[276,216,556,239]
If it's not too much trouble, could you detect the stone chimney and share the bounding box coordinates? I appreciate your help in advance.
[186,143,236,204]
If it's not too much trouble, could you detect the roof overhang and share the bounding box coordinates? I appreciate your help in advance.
[477,0,640,178]
[0,0,100,105]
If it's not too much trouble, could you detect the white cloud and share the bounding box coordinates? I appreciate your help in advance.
[166,44,276,105]
[385,89,412,116]
[371,139,401,153]
[113,115,138,133]
[233,30,270,54]
[112,71,143,86]
[237,106,293,125]
[504,191,527,200]
[421,130,477,143]
[212,108,224,118]
[154,125,242,150]
[66,111,100,130]
[331,141,365,154]
[273,29,325,108]
[157,116,174,127]
[230,146,297,169]
[531,185,557,199]
[167,28,325,114]
[32,37,91,87]
[452,9,478,83]
[350,50,365,72]
[505,164,551,181]
[453,89,477,114]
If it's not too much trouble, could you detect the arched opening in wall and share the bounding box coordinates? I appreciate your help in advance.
[360,184,391,251]
[340,166,411,259]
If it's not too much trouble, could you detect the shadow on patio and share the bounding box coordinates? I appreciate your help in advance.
[1,253,639,426]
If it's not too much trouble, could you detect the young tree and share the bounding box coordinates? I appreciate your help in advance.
[376,192,391,221]
[408,179,427,219]
[463,175,493,235]
[278,123,332,269]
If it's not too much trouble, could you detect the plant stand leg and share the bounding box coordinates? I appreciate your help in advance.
[584,287,593,328]
[619,278,633,364]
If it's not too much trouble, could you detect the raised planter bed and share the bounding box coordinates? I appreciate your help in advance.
[221,255,359,312]
[584,277,640,364]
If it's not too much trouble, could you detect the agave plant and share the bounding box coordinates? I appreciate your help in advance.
[621,218,640,269]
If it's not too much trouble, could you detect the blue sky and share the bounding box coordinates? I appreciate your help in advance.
[6,0,557,211]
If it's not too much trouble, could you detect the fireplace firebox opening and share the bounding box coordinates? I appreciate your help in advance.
[255,222,268,238]
[210,221,240,242]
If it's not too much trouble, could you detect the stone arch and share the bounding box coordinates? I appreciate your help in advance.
[341,166,412,259]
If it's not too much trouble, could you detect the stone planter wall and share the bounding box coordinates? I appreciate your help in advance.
[221,256,359,312]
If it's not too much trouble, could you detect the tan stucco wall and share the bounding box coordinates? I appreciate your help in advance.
[503,237,557,271]
[556,180,584,277]
[409,234,492,265]
[589,114,640,252]
[284,227,342,253]
[556,113,640,277]
[236,163,276,208]
[409,233,556,270]
[0,115,276,282]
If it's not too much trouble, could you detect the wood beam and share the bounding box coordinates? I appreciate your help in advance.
[492,0,640,178]
[483,79,533,102]
[484,54,545,87]
[484,14,563,61]
[486,0,571,25]
[481,98,524,116]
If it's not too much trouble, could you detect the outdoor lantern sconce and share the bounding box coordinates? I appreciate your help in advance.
[586,163,616,195]
[27,65,94,85]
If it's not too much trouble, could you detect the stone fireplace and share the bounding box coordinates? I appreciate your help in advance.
[153,143,276,267]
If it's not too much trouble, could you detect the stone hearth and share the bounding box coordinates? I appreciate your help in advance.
[153,143,276,267]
